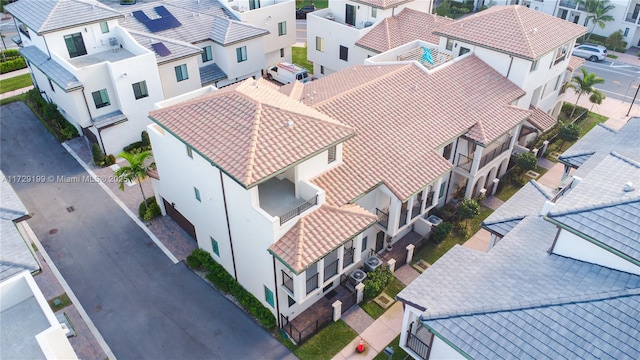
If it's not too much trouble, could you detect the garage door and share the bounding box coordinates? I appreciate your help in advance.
[163,198,197,241]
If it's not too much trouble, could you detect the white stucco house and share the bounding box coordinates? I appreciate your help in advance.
[396,118,640,360]
[7,0,295,155]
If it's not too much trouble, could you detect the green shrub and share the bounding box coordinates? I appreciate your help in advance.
[143,200,161,221]
[514,152,538,174]
[363,266,393,301]
[558,121,580,144]
[605,30,627,52]
[138,197,156,218]
[186,254,202,269]
[1,49,21,59]
[105,154,116,166]
[457,199,480,222]
[0,57,27,74]
[433,222,453,243]
[91,143,105,165]
[141,130,150,147]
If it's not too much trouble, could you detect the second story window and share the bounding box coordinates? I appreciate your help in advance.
[343,240,354,268]
[236,46,247,63]
[175,64,188,82]
[278,21,287,36]
[64,33,87,58]
[202,46,212,62]
[100,22,109,34]
[371,7,377,18]
[249,0,260,10]
[132,81,148,100]
[339,46,348,62]
[445,38,454,51]
[328,146,336,163]
[194,187,201,202]
[91,89,110,109]
[553,44,568,65]
[316,37,324,52]
[346,4,356,26]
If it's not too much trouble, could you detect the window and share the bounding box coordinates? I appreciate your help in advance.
[554,74,562,91]
[132,81,148,100]
[459,47,470,56]
[442,143,452,161]
[264,286,274,307]
[316,37,324,52]
[64,33,87,58]
[48,78,55,92]
[100,22,109,34]
[346,4,356,26]
[306,263,318,295]
[320,65,324,75]
[278,21,286,36]
[328,146,336,163]
[624,28,629,37]
[371,7,377,18]
[194,187,201,202]
[439,181,447,198]
[530,59,538,72]
[280,48,284,58]
[323,249,339,281]
[201,46,212,62]
[175,64,188,82]
[339,45,348,61]
[210,236,219,256]
[91,89,110,109]
[249,0,260,10]
[343,240,354,268]
[361,236,368,252]
[553,44,568,65]
[186,145,193,158]
[236,46,247,62]
[445,38,454,51]
[282,270,294,293]
[287,295,295,307]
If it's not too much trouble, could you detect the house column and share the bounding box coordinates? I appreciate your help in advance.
[469,145,484,176]
[356,283,365,303]
[293,271,305,303]
[332,301,342,321]
[509,126,520,150]
[491,178,500,196]
[406,244,415,265]
[541,140,550,157]
[354,235,364,263]
[388,198,402,235]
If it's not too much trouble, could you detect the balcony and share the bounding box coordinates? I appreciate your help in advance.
[258,178,318,226]
[558,0,585,10]
[479,137,512,169]
[405,322,432,360]
[457,154,473,172]
[376,208,389,229]
[626,6,640,24]
[67,48,136,68]
[396,46,453,71]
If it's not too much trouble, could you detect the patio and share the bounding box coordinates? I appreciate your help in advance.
[380,231,426,266]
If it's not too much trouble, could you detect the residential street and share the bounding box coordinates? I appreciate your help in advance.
[0,101,295,360]
[582,59,640,104]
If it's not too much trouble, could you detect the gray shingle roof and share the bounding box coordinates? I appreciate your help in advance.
[1,171,39,281]
[199,62,227,86]
[20,46,83,91]
[209,16,269,46]
[548,152,640,262]
[6,0,123,35]
[398,216,640,360]
[482,180,551,236]
[129,30,202,65]
[559,118,640,168]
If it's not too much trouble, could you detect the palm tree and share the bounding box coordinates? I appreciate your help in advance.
[579,0,615,41]
[588,89,605,111]
[114,151,153,211]
[567,68,605,119]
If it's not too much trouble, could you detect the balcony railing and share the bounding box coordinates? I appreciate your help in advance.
[376,208,389,229]
[457,153,473,172]
[324,259,339,281]
[558,0,585,10]
[306,273,319,295]
[406,324,431,359]
[479,137,512,169]
[280,195,318,225]
[282,270,294,294]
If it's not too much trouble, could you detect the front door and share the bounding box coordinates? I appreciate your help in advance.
[345,4,356,26]
[163,198,197,241]
[375,231,385,253]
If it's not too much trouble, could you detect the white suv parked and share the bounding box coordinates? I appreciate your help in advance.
[572,44,607,62]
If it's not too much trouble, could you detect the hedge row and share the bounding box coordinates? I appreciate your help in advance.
[187,248,276,329]
[25,89,79,141]
[0,57,27,74]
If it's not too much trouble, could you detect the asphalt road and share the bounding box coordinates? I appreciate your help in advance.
[0,16,19,50]
[0,101,295,360]
[296,19,306,44]
[582,59,640,105]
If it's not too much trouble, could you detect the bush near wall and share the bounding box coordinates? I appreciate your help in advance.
[0,50,28,74]
[363,266,393,301]
[187,248,276,329]
[25,89,79,141]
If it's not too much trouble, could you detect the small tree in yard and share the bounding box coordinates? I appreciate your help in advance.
[567,68,605,119]
[114,151,153,211]
[558,122,580,150]
[605,30,626,53]
[457,198,480,230]
[589,90,605,111]
[514,152,538,179]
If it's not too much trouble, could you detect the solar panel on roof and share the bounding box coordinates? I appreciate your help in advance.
[132,10,151,23]
[151,42,172,57]
[154,6,172,17]
[133,7,182,33]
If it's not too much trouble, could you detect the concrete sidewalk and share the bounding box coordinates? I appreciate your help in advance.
[563,88,639,129]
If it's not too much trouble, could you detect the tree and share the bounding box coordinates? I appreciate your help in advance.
[579,0,615,41]
[114,151,154,211]
[605,30,626,53]
[457,198,479,229]
[567,68,605,119]
[558,122,580,149]
[514,152,537,174]
[435,0,452,17]
[588,89,605,111]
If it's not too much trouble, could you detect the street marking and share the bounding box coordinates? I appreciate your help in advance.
[613,80,621,85]
[20,222,117,360]
[584,63,640,75]
[62,142,179,265]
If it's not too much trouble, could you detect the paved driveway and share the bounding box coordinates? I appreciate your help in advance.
[0,101,295,360]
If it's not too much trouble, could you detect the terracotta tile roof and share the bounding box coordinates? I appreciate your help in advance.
[351,0,414,10]
[467,105,532,144]
[568,55,585,71]
[301,56,527,205]
[528,105,557,132]
[434,5,587,60]
[149,79,355,187]
[268,204,376,273]
[356,8,454,53]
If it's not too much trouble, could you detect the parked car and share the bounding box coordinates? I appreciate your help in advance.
[572,44,607,62]
[267,62,310,84]
[296,4,315,19]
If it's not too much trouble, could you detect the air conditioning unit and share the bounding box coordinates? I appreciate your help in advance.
[349,269,367,286]
[364,21,373,28]
[109,37,118,47]
[364,256,382,272]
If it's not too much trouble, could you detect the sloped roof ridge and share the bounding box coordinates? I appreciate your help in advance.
[128,28,201,50]
[312,64,414,108]
[327,203,377,219]
[514,6,535,58]
[529,179,553,200]
[595,122,619,134]
[243,103,262,184]
[294,220,306,271]
[549,196,640,218]
[559,150,596,160]
[150,82,255,115]
[483,215,527,226]
[470,120,489,144]
[610,150,640,168]
[421,288,640,322]
[258,101,354,131]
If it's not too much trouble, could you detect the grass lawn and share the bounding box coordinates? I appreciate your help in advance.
[496,165,549,202]
[361,277,406,319]
[606,54,618,59]
[372,335,408,360]
[0,93,27,106]
[296,0,328,9]
[48,293,72,312]
[413,206,494,265]
[0,73,33,94]
[294,320,356,360]
[546,111,608,155]
[292,46,313,73]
